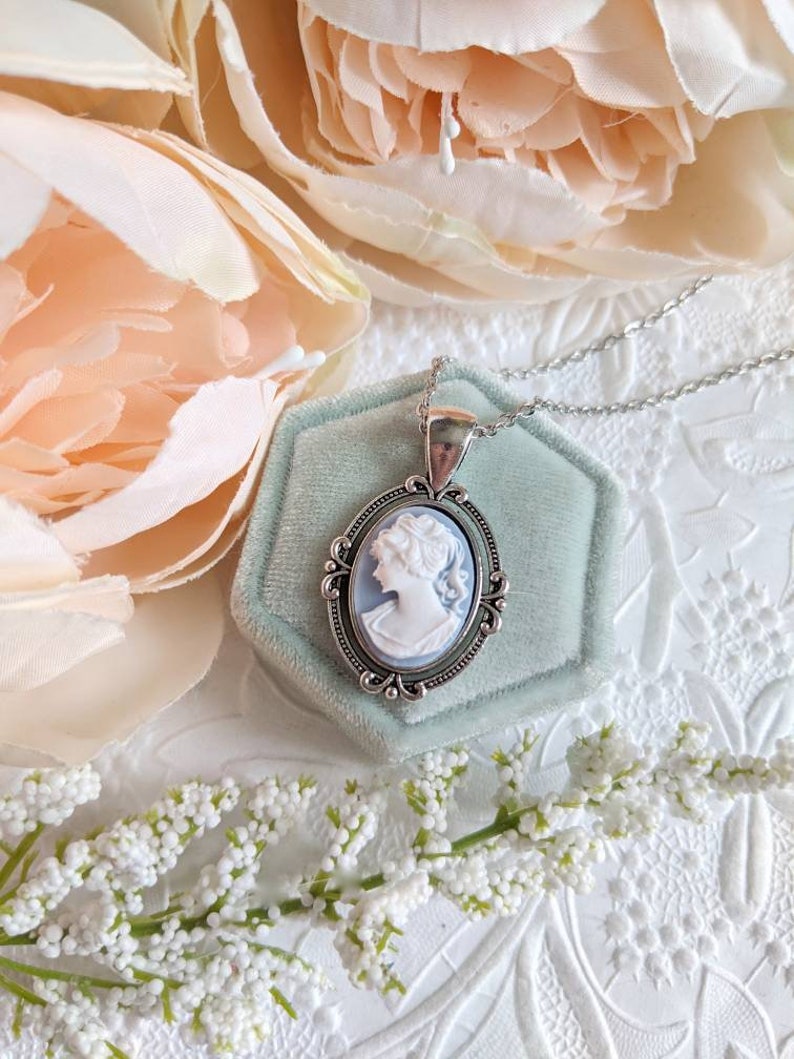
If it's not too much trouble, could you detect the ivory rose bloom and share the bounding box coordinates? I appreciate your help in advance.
[0,89,367,759]
[87,0,794,304]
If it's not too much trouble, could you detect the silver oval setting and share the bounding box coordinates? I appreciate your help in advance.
[322,475,508,702]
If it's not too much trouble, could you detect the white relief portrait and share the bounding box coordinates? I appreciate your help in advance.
[359,512,470,662]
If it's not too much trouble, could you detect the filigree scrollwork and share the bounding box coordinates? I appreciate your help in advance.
[360,670,427,702]
[436,482,468,504]
[480,570,509,635]
[404,475,468,506]
[320,536,352,600]
[405,474,434,497]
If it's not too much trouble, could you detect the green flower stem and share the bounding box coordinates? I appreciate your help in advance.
[132,967,181,990]
[269,985,297,1019]
[0,825,43,895]
[0,787,591,953]
[0,933,35,948]
[162,986,174,1025]
[105,1043,132,1059]
[444,813,523,855]
[125,793,583,936]
[0,955,124,991]
[0,969,45,1008]
[11,995,23,1038]
[435,797,583,855]
[0,749,724,1002]
[240,795,582,916]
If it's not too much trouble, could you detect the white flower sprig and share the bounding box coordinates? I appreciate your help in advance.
[185,775,316,925]
[0,720,788,1058]
[401,746,469,853]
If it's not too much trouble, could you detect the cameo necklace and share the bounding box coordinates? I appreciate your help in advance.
[322,277,794,702]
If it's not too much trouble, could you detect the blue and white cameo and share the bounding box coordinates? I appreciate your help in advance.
[322,472,507,702]
[350,505,477,670]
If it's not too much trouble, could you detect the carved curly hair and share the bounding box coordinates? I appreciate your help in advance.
[370,512,469,614]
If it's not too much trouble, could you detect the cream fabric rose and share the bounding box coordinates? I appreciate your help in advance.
[0,88,368,760]
[85,0,794,305]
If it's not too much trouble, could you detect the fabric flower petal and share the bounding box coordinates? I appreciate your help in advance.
[73,378,297,591]
[0,497,133,691]
[0,92,262,302]
[0,0,189,94]
[0,154,51,259]
[655,0,794,117]
[0,573,224,764]
[299,0,607,53]
[0,0,189,127]
[54,375,280,554]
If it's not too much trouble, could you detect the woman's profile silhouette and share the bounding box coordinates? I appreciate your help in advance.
[361,512,469,661]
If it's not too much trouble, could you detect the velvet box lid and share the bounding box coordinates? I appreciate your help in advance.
[232,361,622,763]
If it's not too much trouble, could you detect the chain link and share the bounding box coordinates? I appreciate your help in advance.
[416,354,450,435]
[474,348,794,436]
[415,277,794,437]
[498,275,714,379]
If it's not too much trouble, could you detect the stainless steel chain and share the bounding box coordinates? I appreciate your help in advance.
[416,277,794,438]
[497,275,713,379]
[473,348,794,436]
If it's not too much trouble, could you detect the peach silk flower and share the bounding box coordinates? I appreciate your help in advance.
[71,0,794,305]
[0,88,368,761]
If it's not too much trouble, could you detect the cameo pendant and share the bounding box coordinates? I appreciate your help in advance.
[321,408,508,702]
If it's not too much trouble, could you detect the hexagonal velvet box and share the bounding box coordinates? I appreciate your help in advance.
[232,361,623,763]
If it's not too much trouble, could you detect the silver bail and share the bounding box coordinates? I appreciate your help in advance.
[425,406,477,492]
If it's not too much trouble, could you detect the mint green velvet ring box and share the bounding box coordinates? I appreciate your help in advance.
[232,362,623,763]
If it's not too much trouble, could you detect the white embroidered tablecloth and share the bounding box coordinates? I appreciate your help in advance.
[4,263,794,1058]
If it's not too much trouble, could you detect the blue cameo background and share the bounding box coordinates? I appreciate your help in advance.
[350,504,478,671]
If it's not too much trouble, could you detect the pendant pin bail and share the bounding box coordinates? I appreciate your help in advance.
[425,407,477,492]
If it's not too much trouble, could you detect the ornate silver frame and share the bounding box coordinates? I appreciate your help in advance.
[321,474,508,702]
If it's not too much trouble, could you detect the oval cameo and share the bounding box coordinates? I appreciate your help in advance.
[350,504,479,671]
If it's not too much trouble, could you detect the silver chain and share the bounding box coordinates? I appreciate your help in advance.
[474,348,794,436]
[497,274,713,379]
[416,277,794,438]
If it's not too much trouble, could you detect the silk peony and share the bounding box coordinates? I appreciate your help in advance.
[0,89,367,760]
[84,0,794,305]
